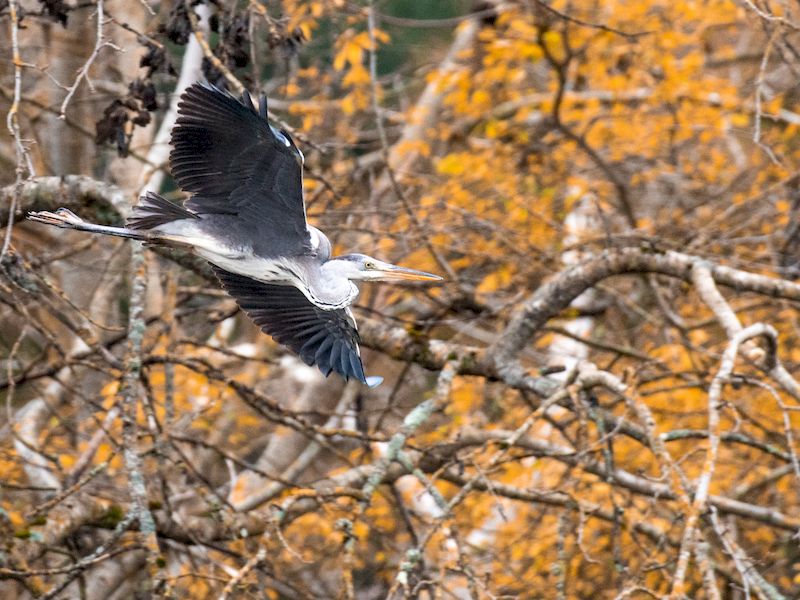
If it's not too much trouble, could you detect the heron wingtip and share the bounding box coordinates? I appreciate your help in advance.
[366,376,384,388]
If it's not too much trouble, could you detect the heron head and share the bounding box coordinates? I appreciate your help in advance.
[336,254,443,283]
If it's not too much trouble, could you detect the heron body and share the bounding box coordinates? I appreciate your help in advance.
[28,82,441,386]
[148,216,356,308]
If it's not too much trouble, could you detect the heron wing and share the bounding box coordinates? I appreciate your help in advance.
[212,267,368,384]
[170,82,310,257]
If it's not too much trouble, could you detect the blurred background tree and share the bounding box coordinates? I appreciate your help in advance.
[1,0,800,598]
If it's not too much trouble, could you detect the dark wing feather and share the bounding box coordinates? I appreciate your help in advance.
[212,266,368,384]
[170,82,309,257]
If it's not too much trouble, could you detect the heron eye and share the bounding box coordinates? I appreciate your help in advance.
[365,261,375,270]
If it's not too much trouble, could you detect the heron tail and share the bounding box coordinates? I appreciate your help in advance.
[128,191,198,230]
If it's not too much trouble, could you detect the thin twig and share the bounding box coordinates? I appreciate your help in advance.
[184,0,244,95]
[753,29,781,165]
[670,319,769,596]
[738,0,800,30]
[3,0,35,261]
[366,2,457,281]
[218,547,266,600]
[59,0,120,118]
[528,0,652,39]
[709,506,786,600]
[39,513,138,599]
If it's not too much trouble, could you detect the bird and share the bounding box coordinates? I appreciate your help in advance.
[28,82,442,387]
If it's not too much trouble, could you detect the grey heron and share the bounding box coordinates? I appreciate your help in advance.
[28,82,442,386]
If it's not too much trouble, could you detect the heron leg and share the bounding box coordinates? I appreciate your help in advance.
[27,208,153,242]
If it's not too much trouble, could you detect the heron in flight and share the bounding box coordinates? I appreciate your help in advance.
[28,82,441,386]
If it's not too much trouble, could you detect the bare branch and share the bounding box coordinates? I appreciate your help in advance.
[58,0,119,118]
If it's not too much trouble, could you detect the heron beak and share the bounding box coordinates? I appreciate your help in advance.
[377,264,443,282]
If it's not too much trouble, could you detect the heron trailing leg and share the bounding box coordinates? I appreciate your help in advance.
[28,208,156,243]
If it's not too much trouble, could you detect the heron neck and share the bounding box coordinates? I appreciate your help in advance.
[303,260,359,310]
